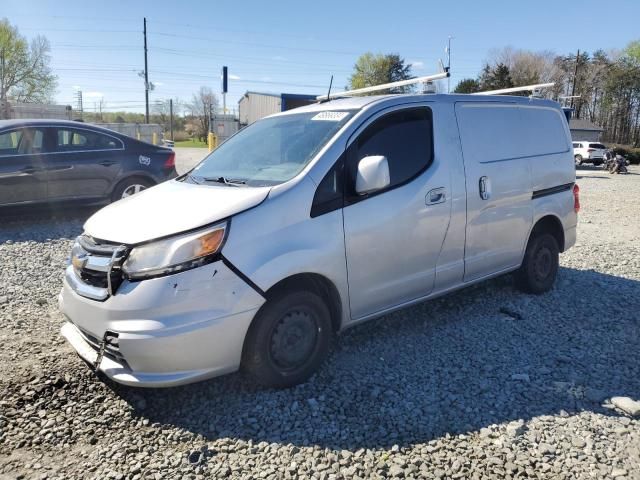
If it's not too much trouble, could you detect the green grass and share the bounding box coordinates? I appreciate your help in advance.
[173,139,209,148]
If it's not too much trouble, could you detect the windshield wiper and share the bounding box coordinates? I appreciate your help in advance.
[199,176,247,186]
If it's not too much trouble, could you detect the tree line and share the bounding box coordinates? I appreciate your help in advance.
[453,44,640,147]
[348,44,640,148]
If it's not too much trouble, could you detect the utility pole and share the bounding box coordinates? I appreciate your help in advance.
[0,48,6,119]
[221,66,228,115]
[446,36,453,94]
[143,17,149,124]
[169,98,174,141]
[570,49,580,112]
[75,90,83,121]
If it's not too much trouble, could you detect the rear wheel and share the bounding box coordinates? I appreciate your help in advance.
[242,290,332,388]
[111,177,154,202]
[574,154,583,166]
[514,233,559,294]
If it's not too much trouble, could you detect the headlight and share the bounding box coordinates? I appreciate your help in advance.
[122,222,227,280]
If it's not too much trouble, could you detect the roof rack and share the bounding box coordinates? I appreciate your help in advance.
[316,71,450,101]
[471,82,555,97]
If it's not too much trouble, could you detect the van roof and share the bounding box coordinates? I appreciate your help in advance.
[273,93,561,117]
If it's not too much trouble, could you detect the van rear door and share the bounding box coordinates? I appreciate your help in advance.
[454,102,533,281]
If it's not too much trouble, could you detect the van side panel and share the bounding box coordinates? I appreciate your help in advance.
[454,102,533,281]
[432,103,467,291]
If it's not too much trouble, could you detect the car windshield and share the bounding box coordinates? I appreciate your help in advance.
[185,110,354,187]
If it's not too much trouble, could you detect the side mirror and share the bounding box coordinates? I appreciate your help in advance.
[355,155,390,195]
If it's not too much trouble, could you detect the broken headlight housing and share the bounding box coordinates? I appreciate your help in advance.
[122,222,227,280]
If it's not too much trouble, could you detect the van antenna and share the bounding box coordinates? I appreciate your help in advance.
[326,75,334,102]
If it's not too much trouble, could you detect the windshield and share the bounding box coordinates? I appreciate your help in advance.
[186,110,354,187]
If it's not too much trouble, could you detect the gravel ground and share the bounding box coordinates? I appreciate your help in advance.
[1,166,639,479]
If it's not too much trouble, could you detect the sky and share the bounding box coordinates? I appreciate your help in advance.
[3,0,639,115]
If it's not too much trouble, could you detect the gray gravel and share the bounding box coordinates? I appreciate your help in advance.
[1,166,639,479]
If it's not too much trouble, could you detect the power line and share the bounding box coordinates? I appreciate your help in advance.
[149,32,361,56]
[21,27,138,33]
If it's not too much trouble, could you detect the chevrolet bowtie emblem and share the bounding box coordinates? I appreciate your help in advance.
[71,252,88,271]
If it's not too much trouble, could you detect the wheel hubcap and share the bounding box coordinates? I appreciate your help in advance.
[270,310,318,371]
[533,246,552,281]
[122,184,146,198]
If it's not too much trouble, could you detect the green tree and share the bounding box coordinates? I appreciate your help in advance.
[626,40,640,64]
[0,18,57,118]
[348,53,413,94]
[453,78,480,93]
[478,63,514,91]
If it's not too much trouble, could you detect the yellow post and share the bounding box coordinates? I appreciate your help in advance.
[208,132,217,152]
[152,132,157,145]
[136,131,141,141]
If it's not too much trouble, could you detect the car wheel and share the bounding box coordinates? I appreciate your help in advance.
[514,233,559,294]
[242,290,332,388]
[574,154,583,166]
[111,177,154,202]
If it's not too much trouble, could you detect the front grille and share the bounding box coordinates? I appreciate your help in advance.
[79,268,123,290]
[77,325,128,367]
[74,235,128,296]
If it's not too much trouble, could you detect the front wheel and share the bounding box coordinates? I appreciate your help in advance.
[242,290,332,388]
[574,154,583,166]
[514,233,559,294]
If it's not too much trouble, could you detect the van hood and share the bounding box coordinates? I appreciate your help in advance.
[83,180,271,244]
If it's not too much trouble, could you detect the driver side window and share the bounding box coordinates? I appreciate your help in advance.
[346,107,434,201]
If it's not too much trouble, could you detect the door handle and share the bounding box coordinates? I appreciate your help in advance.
[99,161,117,167]
[479,176,491,200]
[426,187,446,205]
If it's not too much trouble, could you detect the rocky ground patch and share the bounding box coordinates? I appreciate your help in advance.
[1,167,639,479]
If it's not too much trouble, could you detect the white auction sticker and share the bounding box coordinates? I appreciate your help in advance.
[311,111,349,121]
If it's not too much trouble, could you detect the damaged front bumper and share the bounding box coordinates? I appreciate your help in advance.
[59,260,264,387]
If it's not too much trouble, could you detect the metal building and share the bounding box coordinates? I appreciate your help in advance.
[210,113,239,143]
[4,102,72,120]
[569,118,604,142]
[238,91,317,126]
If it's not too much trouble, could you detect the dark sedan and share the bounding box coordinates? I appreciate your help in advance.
[0,119,177,208]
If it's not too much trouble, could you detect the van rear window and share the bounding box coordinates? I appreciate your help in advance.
[455,104,569,163]
[589,143,606,149]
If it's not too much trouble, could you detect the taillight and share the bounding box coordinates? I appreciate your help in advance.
[164,152,175,169]
[573,184,580,213]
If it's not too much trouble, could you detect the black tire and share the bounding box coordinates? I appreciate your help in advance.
[594,160,603,166]
[574,154,583,166]
[111,177,154,203]
[242,290,332,388]
[514,233,559,294]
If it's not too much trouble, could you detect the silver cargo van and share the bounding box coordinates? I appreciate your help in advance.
[59,93,579,388]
